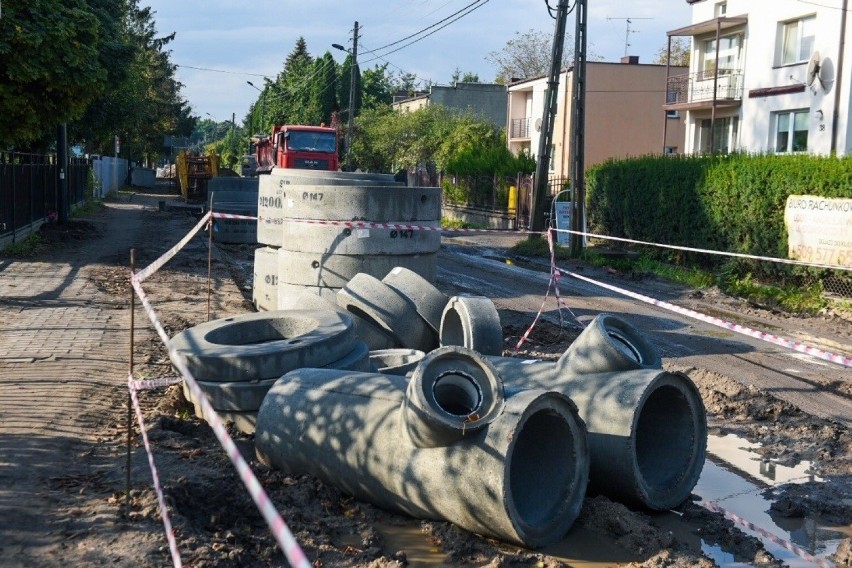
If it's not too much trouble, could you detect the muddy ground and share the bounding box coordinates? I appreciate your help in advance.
[12,199,852,567]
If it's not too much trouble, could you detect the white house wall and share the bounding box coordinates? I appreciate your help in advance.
[685,0,851,155]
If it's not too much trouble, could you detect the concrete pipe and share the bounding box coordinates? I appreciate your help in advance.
[337,273,437,352]
[256,368,589,548]
[269,169,399,185]
[253,246,279,311]
[209,190,259,206]
[440,295,504,356]
[273,220,441,254]
[485,359,706,510]
[256,180,441,245]
[276,249,437,288]
[403,346,505,448]
[279,289,400,351]
[382,266,449,334]
[168,309,356,382]
[563,313,661,374]
[369,349,425,375]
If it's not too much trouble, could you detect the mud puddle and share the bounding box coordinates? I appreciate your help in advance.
[694,433,845,567]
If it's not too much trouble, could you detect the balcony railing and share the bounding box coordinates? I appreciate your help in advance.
[666,70,744,107]
[510,117,531,139]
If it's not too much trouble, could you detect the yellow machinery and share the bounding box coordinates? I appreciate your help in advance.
[176,150,220,201]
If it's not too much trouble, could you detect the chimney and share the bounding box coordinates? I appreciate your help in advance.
[621,55,639,64]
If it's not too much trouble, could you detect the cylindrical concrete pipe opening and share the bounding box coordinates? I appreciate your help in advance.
[255,368,589,548]
[562,313,661,374]
[486,315,706,511]
[405,346,505,448]
[369,349,425,375]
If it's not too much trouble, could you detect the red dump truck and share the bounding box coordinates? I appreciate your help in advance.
[254,125,339,174]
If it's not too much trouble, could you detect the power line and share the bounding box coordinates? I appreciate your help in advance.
[176,64,269,78]
[366,0,485,53]
[362,0,491,64]
[795,0,851,10]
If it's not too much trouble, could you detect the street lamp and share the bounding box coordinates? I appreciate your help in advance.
[246,81,266,136]
[333,21,358,171]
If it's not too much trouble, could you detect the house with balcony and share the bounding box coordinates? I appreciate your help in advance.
[507,58,687,181]
[664,0,851,155]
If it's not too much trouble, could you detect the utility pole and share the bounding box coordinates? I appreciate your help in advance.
[569,0,588,256]
[606,16,653,57]
[345,21,359,171]
[530,0,570,233]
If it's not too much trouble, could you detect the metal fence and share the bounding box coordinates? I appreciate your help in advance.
[0,152,90,245]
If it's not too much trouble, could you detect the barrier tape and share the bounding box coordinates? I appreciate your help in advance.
[211,212,258,221]
[128,374,183,568]
[135,212,212,283]
[129,377,183,391]
[130,278,310,568]
[552,264,852,368]
[275,217,539,234]
[553,228,852,272]
[699,499,836,568]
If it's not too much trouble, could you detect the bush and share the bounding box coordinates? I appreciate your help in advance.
[586,154,852,280]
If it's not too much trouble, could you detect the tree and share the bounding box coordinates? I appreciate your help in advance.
[310,52,339,125]
[486,28,573,84]
[451,67,481,83]
[0,0,107,148]
[653,38,691,67]
[361,64,395,109]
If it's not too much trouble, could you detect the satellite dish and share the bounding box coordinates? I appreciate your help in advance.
[807,51,821,86]
[534,118,542,132]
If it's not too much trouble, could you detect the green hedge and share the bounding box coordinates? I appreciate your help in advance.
[587,154,852,274]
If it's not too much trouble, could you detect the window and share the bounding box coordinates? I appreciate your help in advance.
[701,34,742,77]
[780,16,815,65]
[666,110,680,119]
[697,116,739,154]
[664,146,678,155]
[715,2,727,17]
[774,110,809,152]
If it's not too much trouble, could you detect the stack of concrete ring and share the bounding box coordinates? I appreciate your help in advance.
[252,168,442,311]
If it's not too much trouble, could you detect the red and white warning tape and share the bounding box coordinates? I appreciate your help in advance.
[700,499,836,568]
[129,377,183,391]
[278,217,537,234]
[130,277,311,568]
[552,264,852,368]
[128,374,183,567]
[553,228,852,272]
[135,212,212,283]
[211,212,258,221]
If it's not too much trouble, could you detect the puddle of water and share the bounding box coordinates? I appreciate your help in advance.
[375,521,448,566]
[698,433,845,567]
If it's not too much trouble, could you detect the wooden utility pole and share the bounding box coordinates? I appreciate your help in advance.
[530,0,571,233]
[345,21,359,171]
[569,0,588,257]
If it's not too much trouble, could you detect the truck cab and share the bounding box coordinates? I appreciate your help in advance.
[255,125,339,174]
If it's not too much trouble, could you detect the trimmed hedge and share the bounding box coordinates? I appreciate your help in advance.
[587,154,852,274]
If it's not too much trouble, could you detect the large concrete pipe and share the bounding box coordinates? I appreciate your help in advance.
[486,314,706,510]
[168,309,356,382]
[257,178,439,245]
[276,249,437,289]
[256,348,589,548]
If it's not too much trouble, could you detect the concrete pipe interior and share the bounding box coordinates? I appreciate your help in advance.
[441,308,464,346]
[509,409,579,528]
[607,329,643,365]
[432,371,482,416]
[634,384,697,494]
[205,317,318,346]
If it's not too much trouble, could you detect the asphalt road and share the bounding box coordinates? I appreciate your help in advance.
[437,240,852,428]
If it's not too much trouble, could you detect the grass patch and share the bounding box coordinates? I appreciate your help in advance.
[71,199,105,218]
[441,218,488,230]
[509,240,834,315]
[1,233,42,257]
[511,235,574,260]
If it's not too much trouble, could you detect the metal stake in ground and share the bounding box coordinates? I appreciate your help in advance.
[207,194,214,322]
[126,248,136,512]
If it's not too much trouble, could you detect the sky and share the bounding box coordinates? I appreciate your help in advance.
[142,0,694,125]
